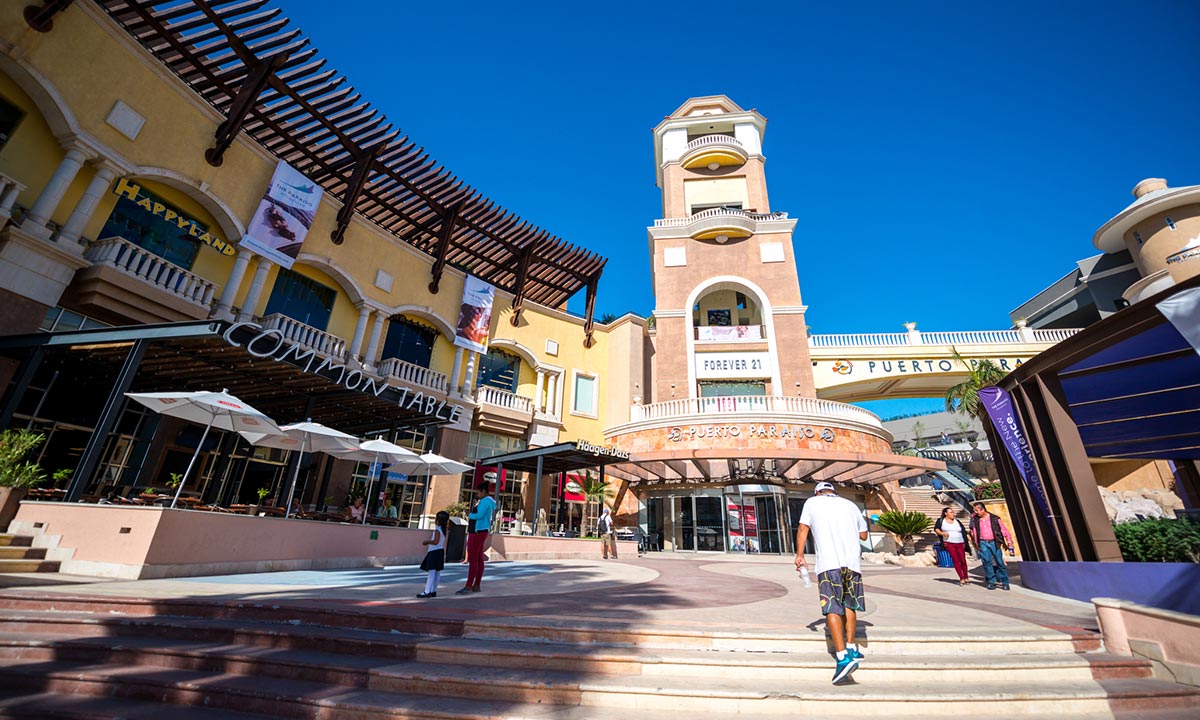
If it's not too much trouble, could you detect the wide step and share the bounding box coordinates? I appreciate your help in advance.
[0,559,59,573]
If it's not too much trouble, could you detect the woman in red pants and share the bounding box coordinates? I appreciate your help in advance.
[457,483,496,594]
[934,507,971,586]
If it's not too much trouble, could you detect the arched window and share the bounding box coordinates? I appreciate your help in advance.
[478,349,520,392]
[263,268,335,330]
[381,317,436,368]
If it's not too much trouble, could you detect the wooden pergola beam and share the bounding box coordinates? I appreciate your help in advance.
[330,143,384,245]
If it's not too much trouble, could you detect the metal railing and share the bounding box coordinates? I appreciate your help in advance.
[630,395,883,429]
[378,356,448,393]
[476,385,534,414]
[85,236,216,308]
[260,313,347,359]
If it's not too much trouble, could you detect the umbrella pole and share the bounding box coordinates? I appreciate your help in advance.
[284,437,306,518]
[362,452,378,526]
[171,416,214,509]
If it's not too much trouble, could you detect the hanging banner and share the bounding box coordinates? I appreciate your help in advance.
[562,473,586,502]
[979,387,1053,523]
[240,160,323,269]
[453,275,495,354]
[473,464,506,492]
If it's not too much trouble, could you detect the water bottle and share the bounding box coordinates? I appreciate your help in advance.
[799,567,812,588]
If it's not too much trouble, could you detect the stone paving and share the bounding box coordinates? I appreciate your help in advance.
[0,552,1098,639]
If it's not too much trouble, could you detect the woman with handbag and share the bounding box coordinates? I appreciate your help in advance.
[934,507,971,586]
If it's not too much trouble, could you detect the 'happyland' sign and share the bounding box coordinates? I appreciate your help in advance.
[222,321,465,424]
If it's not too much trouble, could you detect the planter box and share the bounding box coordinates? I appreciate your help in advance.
[1020,560,1200,614]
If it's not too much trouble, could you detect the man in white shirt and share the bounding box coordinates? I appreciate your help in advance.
[794,481,868,685]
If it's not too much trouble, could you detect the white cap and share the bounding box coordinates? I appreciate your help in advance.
[814,481,836,494]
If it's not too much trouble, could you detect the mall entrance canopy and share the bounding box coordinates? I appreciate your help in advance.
[0,320,462,501]
[602,449,944,491]
[985,273,1200,563]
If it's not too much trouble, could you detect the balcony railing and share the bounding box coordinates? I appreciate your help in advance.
[683,134,746,153]
[695,325,764,341]
[378,356,448,393]
[808,328,1081,348]
[85,236,216,308]
[630,395,883,430]
[476,385,534,414]
[653,207,788,228]
[260,313,347,359]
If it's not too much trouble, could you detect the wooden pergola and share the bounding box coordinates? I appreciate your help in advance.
[29,0,606,342]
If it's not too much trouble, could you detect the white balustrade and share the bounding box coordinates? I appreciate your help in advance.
[629,395,884,430]
[683,134,746,152]
[809,328,1080,348]
[260,313,348,359]
[654,207,788,228]
[477,385,534,414]
[85,236,216,307]
[378,356,448,393]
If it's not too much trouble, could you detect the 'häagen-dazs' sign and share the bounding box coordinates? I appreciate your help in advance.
[667,424,835,443]
[222,321,464,424]
[575,440,631,460]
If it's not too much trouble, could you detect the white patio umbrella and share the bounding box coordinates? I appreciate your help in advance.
[124,389,283,509]
[241,420,359,517]
[386,453,473,528]
[328,438,420,525]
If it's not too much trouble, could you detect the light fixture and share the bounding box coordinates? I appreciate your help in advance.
[715,234,729,244]
[707,162,720,171]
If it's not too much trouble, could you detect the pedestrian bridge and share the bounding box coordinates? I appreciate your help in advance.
[808,325,1081,402]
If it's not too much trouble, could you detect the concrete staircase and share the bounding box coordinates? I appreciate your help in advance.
[0,533,60,574]
[0,594,1196,718]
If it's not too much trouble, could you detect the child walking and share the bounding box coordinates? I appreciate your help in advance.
[417,511,449,599]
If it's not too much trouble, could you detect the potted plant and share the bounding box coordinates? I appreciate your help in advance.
[876,510,933,556]
[249,486,270,515]
[0,429,48,530]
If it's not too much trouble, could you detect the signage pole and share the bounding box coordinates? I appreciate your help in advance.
[529,455,544,537]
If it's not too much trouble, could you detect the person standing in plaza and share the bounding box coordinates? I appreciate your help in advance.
[417,511,449,598]
[598,506,618,559]
[934,507,971,586]
[457,483,496,594]
[969,502,1014,590]
[794,481,868,685]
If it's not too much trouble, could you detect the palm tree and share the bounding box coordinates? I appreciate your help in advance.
[875,510,933,555]
[581,473,615,536]
[944,348,1006,420]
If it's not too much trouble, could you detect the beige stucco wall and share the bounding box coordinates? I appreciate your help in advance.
[1124,206,1200,283]
[1091,459,1175,493]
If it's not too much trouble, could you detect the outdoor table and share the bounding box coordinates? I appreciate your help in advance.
[258,506,286,517]
[229,504,253,515]
[367,517,398,526]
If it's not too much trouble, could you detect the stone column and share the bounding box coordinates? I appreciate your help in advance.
[213,248,253,320]
[348,305,370,361]
[20,147,89,239]
[363,310,386,370]
[535,370,546,412]
[547,372,560,417]
[462,351,478,396]
[449,347,464,394]
[237,256,273,322]
[57,163,118,245]
[0,178,28,224]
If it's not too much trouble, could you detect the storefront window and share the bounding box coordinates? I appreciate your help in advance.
[263,268,336,330]
[461,430,526,504]
[381,316,436,368]
[0,95,25,152]
[478,349,519,392]
[98,185,204,269]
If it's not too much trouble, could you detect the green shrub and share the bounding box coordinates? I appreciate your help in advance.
[1113,517,1200,563]
[0,429,47,489]
[876,510,933,554]
[444,501,470,518]
[973,482,1004,501]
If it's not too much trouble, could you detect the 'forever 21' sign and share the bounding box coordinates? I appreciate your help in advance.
[695,351,773,380]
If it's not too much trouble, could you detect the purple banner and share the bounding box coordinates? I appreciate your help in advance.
[979,386,1053,523]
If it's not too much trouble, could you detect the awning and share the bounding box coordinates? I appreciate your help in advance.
[478,441,631,474]
[0,320,465,433]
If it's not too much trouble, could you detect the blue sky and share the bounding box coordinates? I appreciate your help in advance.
[280,2,1198,415]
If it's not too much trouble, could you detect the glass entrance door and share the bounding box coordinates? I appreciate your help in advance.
[755,495,784,554]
